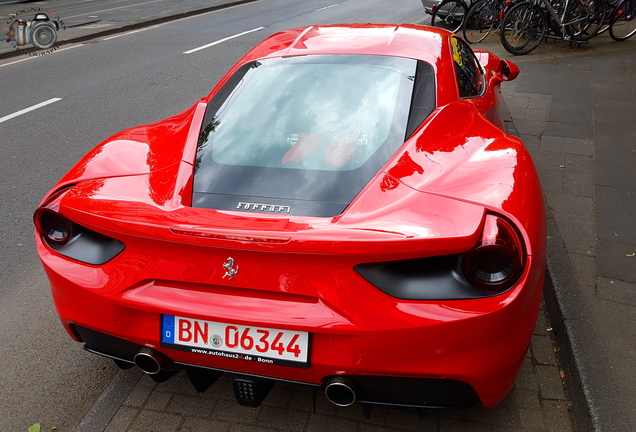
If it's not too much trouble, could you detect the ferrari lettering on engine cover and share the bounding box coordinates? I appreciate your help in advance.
[237,202,291,213]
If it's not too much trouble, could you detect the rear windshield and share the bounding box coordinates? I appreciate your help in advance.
[193,54,435,217]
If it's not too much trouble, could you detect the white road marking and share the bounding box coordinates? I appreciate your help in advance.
[316,4,338,11]
[184,27,265,54]
[0,45,82,69]
[0,98,62,124]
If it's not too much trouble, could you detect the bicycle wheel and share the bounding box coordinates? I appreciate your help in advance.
[431,0,469,33]
[565,0,606,40]
[609,0,636,40]
[463,0,500,43]
[597,0,620,33]
[500,1,547,55]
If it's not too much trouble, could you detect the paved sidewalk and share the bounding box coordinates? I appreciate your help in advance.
[478,34,636,432]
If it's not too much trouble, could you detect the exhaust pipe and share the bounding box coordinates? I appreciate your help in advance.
[325,376,358,407]
[133,347,172,375]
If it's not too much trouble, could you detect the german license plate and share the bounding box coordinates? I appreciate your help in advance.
[160,315,309,368]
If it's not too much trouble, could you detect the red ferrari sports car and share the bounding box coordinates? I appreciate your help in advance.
[34,24,545,411]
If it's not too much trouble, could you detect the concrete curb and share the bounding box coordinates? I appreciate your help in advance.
[0,0,258,61]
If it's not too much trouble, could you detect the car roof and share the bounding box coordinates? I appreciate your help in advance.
[241,24,449,66]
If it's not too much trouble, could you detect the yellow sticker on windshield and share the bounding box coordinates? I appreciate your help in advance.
[451,38,463,67]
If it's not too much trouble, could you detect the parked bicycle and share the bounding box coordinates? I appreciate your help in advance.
[430,0,472,33]
[499,0,605,54]
[462,0,510,43]
[608,0,636,40]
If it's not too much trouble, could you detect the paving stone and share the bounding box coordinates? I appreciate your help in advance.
[596,209,636,244]
[525,108,549,122]
[518,408,545,430]
[596,239,636,283]
[544,192,596,256]
[544,121,594,140]
[536,365,566,400]
[549,98,586,112]
[593,96,635,109]
[513,119,546,136]
[518,134,541,152]
[520,356,535,374]
[593,106,635,123]
[507,95,531,109]
[210,399,260,423]
[500,388,541,410]
[595,146,636,189]
[144,390,172,411]
[305,414,357,432]
[227,424,278,432]
[155,371,200,396]
[563,170,594,198]
[508,106,528,120]
[466,405,517,428]
[167,393,216,417]
[540,136,594,156]
[124,375,156,407]
[532,336,557,366]
[438,417,493,432]
[547,109,593,124]
[532,150,566,171]
[179,417,229,432]
[596,277,636,307]
[541,400,574,432]
[514,372,539,392]
[563,153,594,174]
[550,88,594,103]
[568,252,598,296]
[595,185,636,214]
[130,410,183,432]
[534,310,551,336]
[595,119,636,138]
[256,405,308,431]
[104,406,138,432]
[357,425,394,432]
[515,80,555,95]
[536,168,564,194]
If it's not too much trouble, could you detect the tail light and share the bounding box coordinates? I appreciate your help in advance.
[34,186,73,246]
[34,208,71,245]
[34,185,125,265]
[462,213,525,291]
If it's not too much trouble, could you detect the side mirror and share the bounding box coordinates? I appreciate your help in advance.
[495,59,519,82]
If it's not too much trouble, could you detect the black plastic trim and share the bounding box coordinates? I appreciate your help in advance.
[323,375,479,409]
[74,325,479,409]
[48,221,125,265]
[355,255,512,300]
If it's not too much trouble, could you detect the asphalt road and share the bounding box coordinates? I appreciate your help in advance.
[0,1,429,430]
